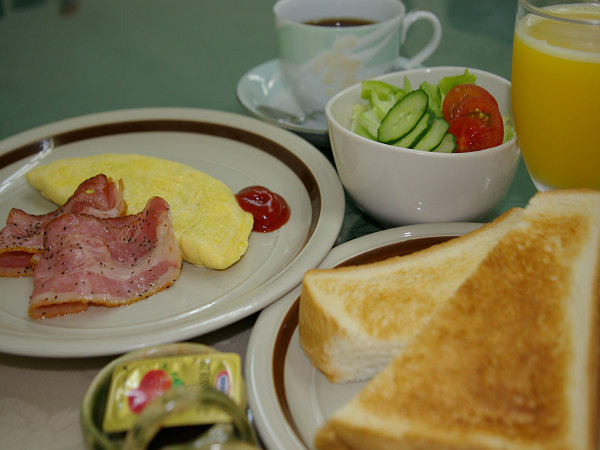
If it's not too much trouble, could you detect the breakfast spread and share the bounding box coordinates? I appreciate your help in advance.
[351,69,514,152]
[0,174,126,277]
[29,196,182,319]
[25,153,254,270]
[299,189,600,449]
[10,2,581,448]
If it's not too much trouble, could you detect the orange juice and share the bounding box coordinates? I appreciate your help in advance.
[512,4,600,189]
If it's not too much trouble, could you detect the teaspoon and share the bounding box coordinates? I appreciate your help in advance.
[256,105,325,125]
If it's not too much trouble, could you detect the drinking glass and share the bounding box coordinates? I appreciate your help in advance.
[511,0,600,191]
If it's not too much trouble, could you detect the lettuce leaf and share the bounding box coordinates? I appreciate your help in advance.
[437,69,477,97]
[503,115,515,142]
[418,81,443,117]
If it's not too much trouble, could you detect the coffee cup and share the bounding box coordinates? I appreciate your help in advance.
[274,0,442,113]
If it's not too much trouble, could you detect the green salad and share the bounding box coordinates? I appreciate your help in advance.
[350,69,514,153]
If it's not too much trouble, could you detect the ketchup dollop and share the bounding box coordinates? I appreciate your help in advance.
[235,186,290,232]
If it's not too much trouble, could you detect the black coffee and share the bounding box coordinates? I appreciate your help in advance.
[304,17,376,27]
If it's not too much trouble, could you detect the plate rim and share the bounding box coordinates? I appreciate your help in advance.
[245,222,483,450]
[0,107,345,358]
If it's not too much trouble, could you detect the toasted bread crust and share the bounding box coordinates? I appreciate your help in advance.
[313,189,600,449]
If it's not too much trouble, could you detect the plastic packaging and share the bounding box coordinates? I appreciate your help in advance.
[102,352,243,433]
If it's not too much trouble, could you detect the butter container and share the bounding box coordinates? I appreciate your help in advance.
[103,352,242,432]
[80,343,253,450]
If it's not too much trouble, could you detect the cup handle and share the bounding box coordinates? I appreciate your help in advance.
[400,10,442,69]
[123,385,258,450]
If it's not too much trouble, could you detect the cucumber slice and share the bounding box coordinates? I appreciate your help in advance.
[413,118,450,151]
[377,90,428,144]
[432,133,457,153]
[394,113,431,148]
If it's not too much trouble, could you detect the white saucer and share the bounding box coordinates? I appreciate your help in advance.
[236,59,329,148]
[237,58,418,148]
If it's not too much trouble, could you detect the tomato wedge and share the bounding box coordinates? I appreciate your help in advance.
[448,117,500,153]
[443,83,504,152]
[442,84,498,122]
[453,96,504,147]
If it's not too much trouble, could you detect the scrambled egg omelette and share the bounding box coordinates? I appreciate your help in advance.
[25,154,254,270]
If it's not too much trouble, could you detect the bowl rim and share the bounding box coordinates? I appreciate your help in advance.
[325,65,517,157]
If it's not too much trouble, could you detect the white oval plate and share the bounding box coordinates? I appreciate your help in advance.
[245,222,481,449]
[0,108,345,358]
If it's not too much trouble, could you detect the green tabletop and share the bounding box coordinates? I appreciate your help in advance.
[1,0,537,245]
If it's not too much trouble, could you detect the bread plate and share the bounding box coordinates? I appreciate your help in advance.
[0,108,344,357]
[245,222,482,449]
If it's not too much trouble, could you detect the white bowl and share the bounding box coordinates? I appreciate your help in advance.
[325,66,520,226]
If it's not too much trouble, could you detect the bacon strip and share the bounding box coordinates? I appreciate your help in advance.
[28,197,182,319]
[0,174,126,277]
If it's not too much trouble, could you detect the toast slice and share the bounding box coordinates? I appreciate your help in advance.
[315,189,600,449]
[299,207,524,383]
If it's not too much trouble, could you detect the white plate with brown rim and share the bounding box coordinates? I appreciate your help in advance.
[245,222,481,449]
[0,108,345,358]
